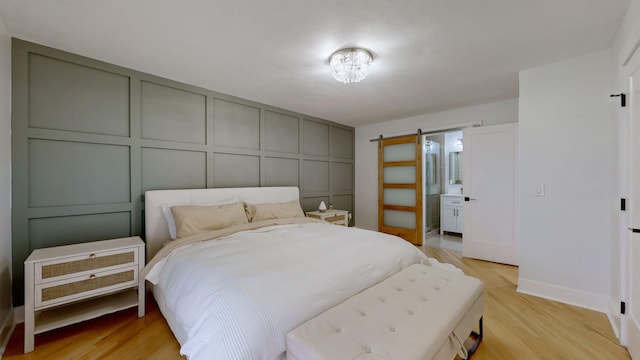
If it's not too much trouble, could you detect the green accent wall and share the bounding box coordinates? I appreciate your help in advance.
[11,39,354,305]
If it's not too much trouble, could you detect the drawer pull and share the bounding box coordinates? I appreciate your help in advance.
[89,253,96,259]
[89,274,96,280]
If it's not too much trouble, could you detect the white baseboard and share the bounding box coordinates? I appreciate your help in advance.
[0,308,15,358]
[607,299,621,340]
[625,315,640,357]
[517,278,609,313]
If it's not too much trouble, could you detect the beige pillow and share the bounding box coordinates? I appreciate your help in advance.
[171,202,249,238]
[247,200,305,222]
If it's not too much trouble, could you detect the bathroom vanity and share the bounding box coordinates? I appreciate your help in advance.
[440,194,463,235]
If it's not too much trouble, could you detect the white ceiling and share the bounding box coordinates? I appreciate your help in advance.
[0,0,630,127]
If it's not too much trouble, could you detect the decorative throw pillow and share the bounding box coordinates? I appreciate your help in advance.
[171,202,249,238]
[246,200,304,222]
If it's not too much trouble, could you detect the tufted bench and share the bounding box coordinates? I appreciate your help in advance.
[286,264,484,360]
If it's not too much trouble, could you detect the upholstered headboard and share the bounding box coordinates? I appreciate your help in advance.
[144,187,300,261]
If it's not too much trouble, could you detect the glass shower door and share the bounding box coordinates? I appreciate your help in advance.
[424,140,441,234]
[378,135,423,245]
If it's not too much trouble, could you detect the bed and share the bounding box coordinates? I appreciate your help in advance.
[142,186,478,360]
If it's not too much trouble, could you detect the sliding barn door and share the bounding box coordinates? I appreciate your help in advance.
[378,135,423,245]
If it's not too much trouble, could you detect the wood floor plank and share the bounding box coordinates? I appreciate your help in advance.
[4,297,183,360]
[421,245,630,360]
[3,245,631,359]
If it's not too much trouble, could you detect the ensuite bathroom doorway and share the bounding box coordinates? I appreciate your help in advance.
[423,135,442,236]
[422,131,463,252]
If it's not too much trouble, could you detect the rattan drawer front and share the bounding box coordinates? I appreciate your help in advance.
[37,248,138,283]
[36,268,138,308]
[325,214,346,222]
[306,210,349,226]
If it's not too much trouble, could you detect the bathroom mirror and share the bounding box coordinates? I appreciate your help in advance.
[449,151,463,184]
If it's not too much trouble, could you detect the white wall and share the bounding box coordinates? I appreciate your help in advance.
[0,15,12,354]
[354,98,518,230]
[517,48,616,312]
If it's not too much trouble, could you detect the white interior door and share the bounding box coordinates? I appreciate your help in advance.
[462,123,518,265]
[629,233,640,359]
[626,59,640,359]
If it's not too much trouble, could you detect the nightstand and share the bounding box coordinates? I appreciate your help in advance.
[23,236,145,353]
[306,209,349,226]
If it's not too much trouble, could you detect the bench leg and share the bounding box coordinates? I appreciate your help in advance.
[466,317,483,358]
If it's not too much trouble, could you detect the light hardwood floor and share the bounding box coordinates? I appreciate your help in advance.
[421,246,630,360]
[4,245,631,359]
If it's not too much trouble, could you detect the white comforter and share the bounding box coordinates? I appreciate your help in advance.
[146,222,429,360]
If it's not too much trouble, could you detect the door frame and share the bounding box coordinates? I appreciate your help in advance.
[620,43,640,353]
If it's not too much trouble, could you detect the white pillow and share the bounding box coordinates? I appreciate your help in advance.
[161,198,240,240]
[161,204,179,240]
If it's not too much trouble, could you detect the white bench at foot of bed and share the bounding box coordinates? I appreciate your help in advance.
[286,264,484,360]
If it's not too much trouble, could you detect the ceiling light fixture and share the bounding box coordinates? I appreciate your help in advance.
[329,48,373,84]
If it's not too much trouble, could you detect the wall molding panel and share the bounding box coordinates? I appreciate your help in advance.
[11,39,354,306]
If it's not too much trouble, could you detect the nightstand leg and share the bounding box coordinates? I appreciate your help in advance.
[137,248,145,317]
[138,282,145,317]
[24,306,34,353]
[24,263,35,353]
